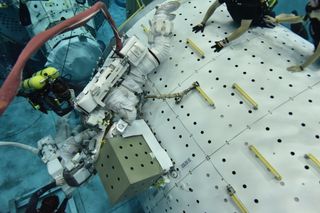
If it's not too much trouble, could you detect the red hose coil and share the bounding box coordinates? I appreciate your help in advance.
[0,1,122,115]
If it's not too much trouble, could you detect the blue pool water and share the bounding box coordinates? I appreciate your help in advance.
[0,1,143,213]
[275,0,306,15]
[0,0,314,212]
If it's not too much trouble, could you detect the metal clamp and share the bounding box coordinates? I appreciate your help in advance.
[141,24,150,34]
[186,38,205,59]
[232,83,258,110]
[249,145,282,180]
[227,185,248,213]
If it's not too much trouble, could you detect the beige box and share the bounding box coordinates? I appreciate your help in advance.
[95,135,163,204]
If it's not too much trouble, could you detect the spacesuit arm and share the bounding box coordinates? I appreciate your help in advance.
[201,0,222,24]
[287,43,320,72]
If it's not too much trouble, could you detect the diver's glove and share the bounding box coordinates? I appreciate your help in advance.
[212,38,229,52]
[287,65,304,72]
[264,15,277,24]
[192,23,205,33]
[262,15,277,28]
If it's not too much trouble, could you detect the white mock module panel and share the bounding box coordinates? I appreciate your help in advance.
[125,0,320,212]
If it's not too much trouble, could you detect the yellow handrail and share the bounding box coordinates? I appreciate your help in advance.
[227,185,249,213]
[186,38,205,58]
[232,83,258,110]
[249,145,282,180]
[193,82,215,107]
[305,153,320,170]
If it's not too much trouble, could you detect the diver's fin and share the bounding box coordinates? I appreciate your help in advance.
[19,0,32,26]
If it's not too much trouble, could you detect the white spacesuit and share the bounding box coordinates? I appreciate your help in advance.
[76,1,180,125]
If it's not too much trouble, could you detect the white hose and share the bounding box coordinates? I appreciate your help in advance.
[0,141,39,155]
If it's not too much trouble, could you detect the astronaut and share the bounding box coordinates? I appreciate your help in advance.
[192,0,277,52]
[75,1,181,125]
[265,0,320,72]
[0,1,178,205]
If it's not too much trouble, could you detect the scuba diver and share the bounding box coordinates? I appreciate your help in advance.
[192,0,277,52]
[19,67,74,116]
[290,10,309,41]
[264,0,320,72]
[25,181,69,213]
[0,0,8,8]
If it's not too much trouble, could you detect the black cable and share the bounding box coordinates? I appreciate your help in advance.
[56,4,81,76]
[60,29,74,77]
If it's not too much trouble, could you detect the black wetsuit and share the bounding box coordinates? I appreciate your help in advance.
[218,0,266,26]
[305,3,320,48]
[19,78,73,116]
[310,18,320,48]
[291,22,309,40]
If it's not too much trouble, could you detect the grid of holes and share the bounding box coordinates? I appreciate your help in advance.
[204,86,320,212]
[142,101,208,181]
[100,137,160,194]
[99,147,118,192]
[142,161,235,213]
[148,0,316,93]
[30,1,96,48]
[144,0,320,155]
[209,96,320,212]
[153,32,316,94]
[0,13,26,32]
[133,0,320,212]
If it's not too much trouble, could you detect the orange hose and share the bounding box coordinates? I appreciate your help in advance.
[0,1,122,115]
